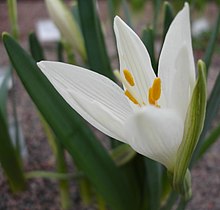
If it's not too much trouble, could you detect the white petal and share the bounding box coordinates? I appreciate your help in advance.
[67,91,127,142]
[158,3,196,120]
[37,61,133,142]
[125,106,184,170]
[114,16,156,105]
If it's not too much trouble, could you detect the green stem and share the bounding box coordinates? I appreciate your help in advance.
[78,177,93,206]
[10,67,21,160]
[40,116,72,210]
[7,0,21,160]
[7,0,19,40]
[176,199,187,210]
[56,143,72,210]
[160,192,178,210]
[25,170,83,180]
[97,193,107,210]
[62,39,76,64]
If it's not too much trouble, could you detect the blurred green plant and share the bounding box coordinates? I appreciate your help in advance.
[1,0,220,210]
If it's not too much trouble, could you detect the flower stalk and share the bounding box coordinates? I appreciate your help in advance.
[7,0,19,40]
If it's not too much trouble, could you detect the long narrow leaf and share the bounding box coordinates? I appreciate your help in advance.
[192,71,220,165]
[29,32,45,62]
[0,70,10,119]
[122,0,132,28]
[0,69,26,192]
[142,27,157,71]
[160,192,178,210]
[77,0,114,80]
[153,0,162,31]
[203,11,220,72]
[3,33,135,210]
[162,2,174,42]
[197,123,220,159]
[145,159,161,210]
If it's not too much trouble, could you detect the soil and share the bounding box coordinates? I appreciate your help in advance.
[0,1,220,210]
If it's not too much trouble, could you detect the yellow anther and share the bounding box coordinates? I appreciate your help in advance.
[125,90,139,105]
[148,87,155,105]
[152,77,161,101]
[148,77,161,106]
[123,69,135,86]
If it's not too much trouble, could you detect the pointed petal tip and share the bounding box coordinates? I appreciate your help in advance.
[37,60,46,67]
[184,2,189,8]
[37,61,44,69]
[182,2,190,16]
[114,15,124,30]
[114,16,122,23]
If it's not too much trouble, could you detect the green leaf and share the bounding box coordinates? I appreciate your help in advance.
[197,123,220,159]
[29,32,45,61]
[57,41,64,62]
[77,0,114,80]
[160,192,178,210]
[203,72,220,133]
[3,33,135,210]
[144,159,161,210]
[110,144,136,166]
[0,68,26,192]
[192,71,220,164]
[203,11,220,72]
[142,27,157,71]
[174,60,207,194]
[122,0,132,28]
[130,0,146,12]
[0,69,10,119]
[25,170,82,180]
[153,0,162,31]
[162,1,174,42]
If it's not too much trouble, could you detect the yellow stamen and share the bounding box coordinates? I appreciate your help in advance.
[123,69,135,86]
[125,90,139,105]
[148,77,161,106]
[148,87,155,105]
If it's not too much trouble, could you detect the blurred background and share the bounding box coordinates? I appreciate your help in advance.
[0,0,220,210]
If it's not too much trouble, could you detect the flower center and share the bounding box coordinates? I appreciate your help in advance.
[123,69,161,107]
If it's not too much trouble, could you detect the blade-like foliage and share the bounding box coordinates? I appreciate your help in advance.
[0,69,26,192]
[198,123,220,159]
[77,0,114,80]
[204,11,220,71]
[174,60,207,193]
[192,71,220,164]
[29,32,45,62]
[3,33,135,210]
[145,159,162,210]
[142,27,157,71]
[162,2,174,42]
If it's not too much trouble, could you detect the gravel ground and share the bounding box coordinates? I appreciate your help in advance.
[0,1,220,210]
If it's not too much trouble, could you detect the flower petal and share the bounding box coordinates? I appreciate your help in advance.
[67,91,127,142]
[158,3,196,120]
[114,16,156,105]
[125,106,184,170]
[37,61,133,142]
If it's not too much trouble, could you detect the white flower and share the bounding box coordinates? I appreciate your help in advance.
[45,0,86,59]
[37,3,196,171]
